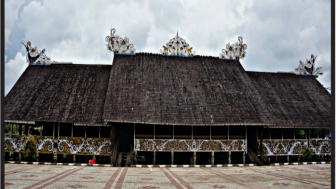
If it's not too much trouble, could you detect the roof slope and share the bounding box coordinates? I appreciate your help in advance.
[103,53,269,125]
[247,72,331,128]
[5,64,111,125]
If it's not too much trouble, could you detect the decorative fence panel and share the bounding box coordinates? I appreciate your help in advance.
[309,139,331,155]
[134,139,246,152]
[258,139,332,156]
[4,134,28,153]
[58,137,111,156]
[4,134,111,156]
[258,139,308,156]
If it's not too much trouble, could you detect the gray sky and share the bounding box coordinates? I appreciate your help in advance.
[5,0,331,95]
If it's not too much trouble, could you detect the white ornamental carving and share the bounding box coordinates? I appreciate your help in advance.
[220,36,247,59]
[160,32,195,56]
[105,28,136,54]
[295,54,318,75]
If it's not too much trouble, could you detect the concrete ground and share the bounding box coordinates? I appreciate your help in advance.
[5,164,331,189]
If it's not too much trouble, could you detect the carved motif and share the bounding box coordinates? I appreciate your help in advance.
[258,139,308,156]
[58,137,112,155]
[134,139,246,152]
[21,41,51,64]
[220,36,247,59]
[160,32,195,56]
[309,139,331,155]
[106,28,136,54]
[295,54,318,74]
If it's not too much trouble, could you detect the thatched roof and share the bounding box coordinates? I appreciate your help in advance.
[5,53,331,128]
[247,72,331,128]
[5,64,111,125]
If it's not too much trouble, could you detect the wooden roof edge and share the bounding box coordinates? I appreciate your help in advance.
[104,119,274,126]
[5,120,35,124]
[74,122,108,127]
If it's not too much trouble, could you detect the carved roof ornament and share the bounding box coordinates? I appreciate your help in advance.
[220,36,247,59]
[160,31,195,57]
[105,28,136,54]
[21,41,51,64]
[295,54,318,75]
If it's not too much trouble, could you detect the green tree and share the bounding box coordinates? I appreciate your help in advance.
[302,148,312,162]
[23,135,37,162]
[313,67,323,78]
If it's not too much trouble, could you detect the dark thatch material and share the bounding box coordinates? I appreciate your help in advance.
[103,53,270,126]
[247,72,331,128]
[5,53,331,128]
[5,64,111,125]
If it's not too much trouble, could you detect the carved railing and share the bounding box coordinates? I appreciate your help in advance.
[4,134,111,155]
[134,139,246,152]
[58,137,111,156]
[258,139,308,156]
[258,139,331,156]
[309,139,331,155]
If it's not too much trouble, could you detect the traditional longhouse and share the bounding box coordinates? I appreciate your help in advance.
[4,31,331,166]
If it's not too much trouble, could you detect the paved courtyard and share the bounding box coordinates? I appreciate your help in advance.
[5,164,331,189]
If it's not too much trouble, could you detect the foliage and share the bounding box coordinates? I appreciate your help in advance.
[325,87,331,91]
[23,135,37,162]
[313,67,323,78]
[302,148,312,162]
[63,153,67,159]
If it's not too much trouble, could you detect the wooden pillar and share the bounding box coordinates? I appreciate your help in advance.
[154,125,155,139]
[71,124,73,137]
[287,155,289,163]
[211,151,214,165]
[40,122,42,136]
[173,126,174,139]
[99,126,101,138]
[228,150,231,164]
[11,124,13,135]
[259,127,263,164]
[210,126,211,140]
[53,123,55,138]
[276,155,278,163]
[192,126,193,140]
[153,151,156,165]
[73,155,76,163]
[134,151,138,165]
[19,125,22,135]
[193,152,196,166]
[19,153,21,161]
[58,122,60,137]
[228,126,229,139]
[85,126,87,138]
[268,156,270,164]
[243,151,246,164]
[171,151,174,165]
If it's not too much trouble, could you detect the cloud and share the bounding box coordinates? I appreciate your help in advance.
[4,0,331,94]
[5,52,28,95]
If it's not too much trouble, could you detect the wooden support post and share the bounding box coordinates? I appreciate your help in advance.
[53,123,55,138]
[40,122,42,136]
[99,126,101,138]
[153,151,156,165]
[260,127,263,164]
[268,156,270,164]
[210,126,211,140]
[58,122,60,137]
[211,151,214,165]
[243,151,246,164]
[171,151,174,165]
[193,152,196,166]
[85,126,87,138]
[192,126,193,140]
[71,124,73,137]
[228,150,231,164]
[11,124,13,135]
[173,126,174,140]
[287,156,289,163]
[36,151,39,162]
[154,125,155,140]
[269,129,271,139]
[134,151,137,165]
[228,126,229,139]
[276,155,278,163]
[19,153,21,161]
[19,125,22,135]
